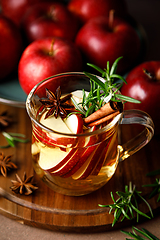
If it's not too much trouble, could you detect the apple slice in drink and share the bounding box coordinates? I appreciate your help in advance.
[71,90,89,104]
[38,113,83,147]
[91,130,118,175]
[38,113,84,174]
[47,125,97,177]
[39,146,74,172]
[49,148,85,176]
[71,139,107,180]
[64,114,84,134]
[62,125,98,178]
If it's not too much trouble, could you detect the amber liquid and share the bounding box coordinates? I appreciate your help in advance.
[31,123,119,196]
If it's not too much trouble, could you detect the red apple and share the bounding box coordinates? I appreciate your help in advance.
[18,37,83,94]
[22,2,80,43]
[68,0,128,24]
[121,61,160,135]
[1,0,45,27]
[0,14,23,80]
[75,16,141,74]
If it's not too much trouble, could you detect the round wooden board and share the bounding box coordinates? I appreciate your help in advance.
[0,104,160,233]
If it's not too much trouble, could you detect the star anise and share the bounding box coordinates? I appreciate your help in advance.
[39,86,74,119]
[10,172,38,195]
[0,111,12,129]
[0,152,17,177]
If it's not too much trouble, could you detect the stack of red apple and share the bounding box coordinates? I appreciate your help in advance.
[0,0,142,95]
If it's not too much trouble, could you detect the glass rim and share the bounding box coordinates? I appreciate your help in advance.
[26,72,122,137]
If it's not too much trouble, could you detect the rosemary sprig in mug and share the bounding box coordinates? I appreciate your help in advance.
[71,57,141,120]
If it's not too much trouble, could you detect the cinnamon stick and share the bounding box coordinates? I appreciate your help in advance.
[84,101,123,126]
[87,111,119,127]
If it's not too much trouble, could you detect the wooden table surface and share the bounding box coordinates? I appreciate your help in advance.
[0,0,160,239]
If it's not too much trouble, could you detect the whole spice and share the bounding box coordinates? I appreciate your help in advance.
[84,101,123,126]
[10,172,38,195]
[39,86,74,119]
[0,152,17,177]
[0,111,12,129]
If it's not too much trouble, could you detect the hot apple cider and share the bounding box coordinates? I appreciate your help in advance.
[26,57,154,196]
[31,88,121,196]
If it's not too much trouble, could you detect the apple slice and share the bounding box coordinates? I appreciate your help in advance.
[32,141,40,155]
[40,114,72,134]
[71,139,107,180]
[62,125,98,178]
[71,90,89,104]
[39,145,74,171]
[64,114,83,134]
[39,113,78,147]
[50,148,85,176]
[91,130,118,175]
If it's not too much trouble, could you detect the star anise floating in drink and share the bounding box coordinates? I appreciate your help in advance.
[39,86,74,119]
[10,172,38,195]
[0,152,17,177]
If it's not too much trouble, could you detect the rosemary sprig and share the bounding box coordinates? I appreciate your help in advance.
[0,132,29,148]
[146,169,160,177]
[121,226,160,240]
[98,182,153,227]
[143,179,160,202]
[72,57,141,117]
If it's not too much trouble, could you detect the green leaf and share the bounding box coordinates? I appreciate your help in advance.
[121,226,160,240]
[116,94,141,103]
[87,63,104,74]
[98,182,153,227]
[110,57,123,75]
[84,72,106,91]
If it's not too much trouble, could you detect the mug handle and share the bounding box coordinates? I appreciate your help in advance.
[118,109,154,162]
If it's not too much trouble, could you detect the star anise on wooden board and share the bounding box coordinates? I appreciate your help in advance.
[39,86,74,119]
[0,111,12,129]
[10,172,38,195]
[0,152,17,177]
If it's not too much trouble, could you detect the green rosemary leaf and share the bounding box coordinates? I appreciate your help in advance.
[71,97,86,115]
[84,72,106,92]
[110,73,127,84]
[121,230,145,240]
[87,63,104,75]
[110,57,123,75]
[146,169,160,177]
[116,94,141,103]
[85,104,96,117]
[136,190,154,218]
[99,182,153,227]
[121,226,160,240]
[143,179,160,202]
[1,131,29,148]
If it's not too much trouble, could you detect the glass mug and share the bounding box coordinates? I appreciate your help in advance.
[26,73,154,196]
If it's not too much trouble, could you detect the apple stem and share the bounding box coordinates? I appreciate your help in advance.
[108,9,115,30]
[49,39,55,56]
[143,68,155,79]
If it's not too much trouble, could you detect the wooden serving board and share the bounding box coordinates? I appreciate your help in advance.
[0,103,160,233]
